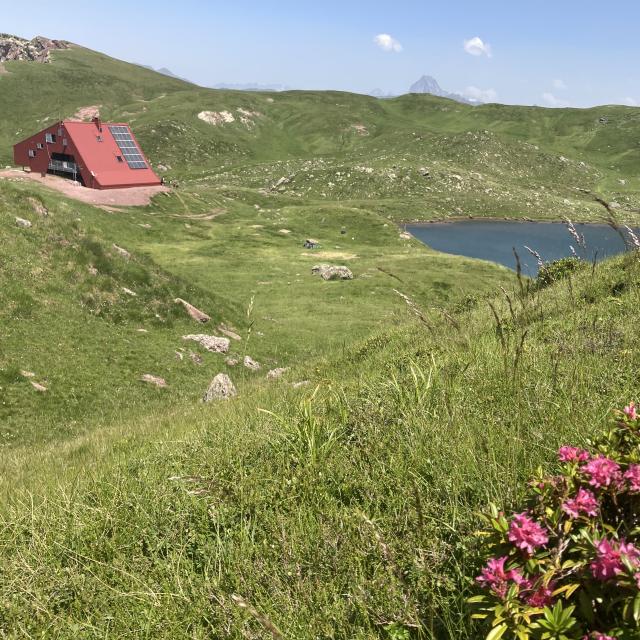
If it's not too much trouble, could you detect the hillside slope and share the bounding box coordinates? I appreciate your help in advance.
[2,249,639,638]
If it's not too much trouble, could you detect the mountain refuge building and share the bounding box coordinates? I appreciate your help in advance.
[13,117,161,189]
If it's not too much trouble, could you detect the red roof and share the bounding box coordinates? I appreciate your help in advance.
[63,121,160,188]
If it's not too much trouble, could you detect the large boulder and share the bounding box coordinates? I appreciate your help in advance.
[203,373,237,402]
[15,217,32,228]
[183,334,230,353]
[312,264,354,281]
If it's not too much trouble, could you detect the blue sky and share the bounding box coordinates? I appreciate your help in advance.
[4,0,640,107]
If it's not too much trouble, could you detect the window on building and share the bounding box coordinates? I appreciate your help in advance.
[58,128,63,137]
[62,139,68,147]
[28,149,36,158]
[45,133,57,144]
[36,143,43,149]
[97,135,103,142]
[116,155,124,163]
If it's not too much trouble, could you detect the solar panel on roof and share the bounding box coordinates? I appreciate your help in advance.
[108,125,148,170]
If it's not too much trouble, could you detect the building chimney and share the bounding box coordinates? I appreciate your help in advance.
[92,116,102,132]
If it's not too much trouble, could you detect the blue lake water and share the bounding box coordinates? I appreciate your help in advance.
[407,221,634,276]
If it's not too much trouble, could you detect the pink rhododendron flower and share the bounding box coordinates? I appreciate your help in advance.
[558,446,590,463]
[624,401,637,420]
[590,538,640,581]
[624,464,640,492]
[476,556,523,598]
[561,487,599,518]
[508,512,549,555]
[583,634,615,640]
[525,584,554,607]
[581,455,622,489]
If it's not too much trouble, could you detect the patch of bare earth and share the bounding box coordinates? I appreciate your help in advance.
[0,62,8,75]
[68,105,101,121]
[301,251,359,260]
[0,170,170,207]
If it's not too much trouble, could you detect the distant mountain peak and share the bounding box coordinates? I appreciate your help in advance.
[409,75,444,95]
[0,34,71,64]
[409,74,475,105]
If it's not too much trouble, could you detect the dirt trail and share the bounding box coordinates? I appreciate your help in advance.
[0,170,169,207]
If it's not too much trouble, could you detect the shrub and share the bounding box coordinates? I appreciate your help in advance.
[471,403,640,639]
[536,257,586,289]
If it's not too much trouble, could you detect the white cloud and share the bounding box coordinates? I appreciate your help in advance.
[463,86,498,103]
[463,36,492,57]
[542,92,570,108]
[553,78,567,90]
[374,34,403,53]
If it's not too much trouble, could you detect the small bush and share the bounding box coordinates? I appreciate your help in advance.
[471,403,640,639]
[536,257,586,289]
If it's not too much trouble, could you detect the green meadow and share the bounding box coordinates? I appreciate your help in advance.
[1,43,640,638]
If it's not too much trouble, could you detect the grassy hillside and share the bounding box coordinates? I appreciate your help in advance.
[0,172,509,449]
[2,42,640,639]
[2,249,639,638]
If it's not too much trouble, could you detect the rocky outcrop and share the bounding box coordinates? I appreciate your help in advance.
[203,373,237,402]
[311,264,354,281]
[183,334,230,353]
[15,217,32,228]
[0,34,71,64]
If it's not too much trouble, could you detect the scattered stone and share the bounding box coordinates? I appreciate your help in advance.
[27,197,48,216]
[225,357,239,366]
[20,370,35,378]
[139,223,152,229]
[15,217,32,228]
[267,367,289,380]
[141,374,167,388]
[122,287,137,297]
[399,231,412,240]
[304,238,320,249]
[278,229,292,235]
[244,355,261,371]
[312,264,354,280]
[218,324,242,341]
[419,167,431,177]
[619,179,627,186]
[183,334,230,353]
[203,373,237,402]
[112,244,131,259]
[293,380,310,389]
[174,298,211,323]
[87,266,98,276]
[137,328,148,333]
[271,176,292,191]
[190,352,203,365]
[175,350,184,361]
[610,202,621,209]
[30,381,47,392]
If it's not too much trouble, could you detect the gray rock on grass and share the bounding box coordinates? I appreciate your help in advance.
[244,355,261,371]
[183,334,230,353]
[203,373,237,402]
[15,217,32,228]
[312,264,354,280]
